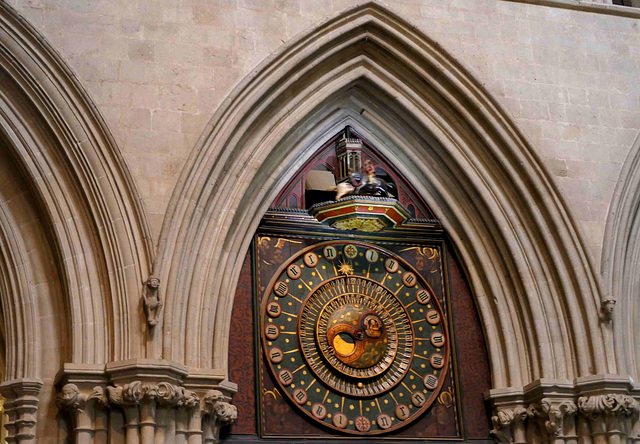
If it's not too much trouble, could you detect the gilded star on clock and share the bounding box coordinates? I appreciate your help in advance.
[337,260,354,276]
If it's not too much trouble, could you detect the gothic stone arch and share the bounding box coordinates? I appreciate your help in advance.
[154,5,628,440]
[602,131,640,381]
[0,3,154,367]
[0,3,153,440]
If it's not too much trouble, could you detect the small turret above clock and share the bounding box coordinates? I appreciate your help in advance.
[270,127,438,233]
[271,126,436,221]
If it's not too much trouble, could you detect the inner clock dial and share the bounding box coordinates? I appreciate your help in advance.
[319,295,396,372]
[300,278,413,397]
[325,305,387,367]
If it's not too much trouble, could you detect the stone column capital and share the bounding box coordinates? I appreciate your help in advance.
[201,390,237,443]
[577,393,639,418]
[0,379,43,443]
[202,389,238,425]
[0,378,43,399]
[527,398,577,437]
[56,360,240,442]
[106,381,145,407]
[56,384,108,413]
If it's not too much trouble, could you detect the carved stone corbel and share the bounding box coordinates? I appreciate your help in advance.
[142,275,162,327]
[631,402,640,444]
[578,394,639,442]
[599,298,616,322]
[490,406,528,443]
[56,384,108,444]
[156,382,182,407]
[202,390,238,443]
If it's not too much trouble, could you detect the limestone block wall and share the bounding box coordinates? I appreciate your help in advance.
[4,0,638,269]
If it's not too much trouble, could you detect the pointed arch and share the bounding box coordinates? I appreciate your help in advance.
[0,3,154,372]
[0,197,39,380]
[602,131,640,381]
[157,2,607,389]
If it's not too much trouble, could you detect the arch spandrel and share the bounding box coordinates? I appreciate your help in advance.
[157,2,608,393]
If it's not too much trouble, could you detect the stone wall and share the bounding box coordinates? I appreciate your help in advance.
[5,0,639,269]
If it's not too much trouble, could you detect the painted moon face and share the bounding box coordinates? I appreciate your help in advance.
[325,309,387,368]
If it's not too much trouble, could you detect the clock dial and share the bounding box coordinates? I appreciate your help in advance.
[301,278,413,395]
[261,240,449,435]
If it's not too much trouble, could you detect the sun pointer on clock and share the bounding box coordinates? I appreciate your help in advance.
[337,260,354,276]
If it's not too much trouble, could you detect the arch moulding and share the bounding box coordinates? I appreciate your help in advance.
[602,131,640,382]
[0,3,155,367]
[152,4,636,438]
[0,3,154,440]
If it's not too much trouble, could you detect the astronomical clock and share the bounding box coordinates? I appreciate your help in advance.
[228,128,491,441]
[260,239,448,435]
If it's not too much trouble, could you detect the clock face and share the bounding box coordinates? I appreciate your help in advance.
[261,240,449,435]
